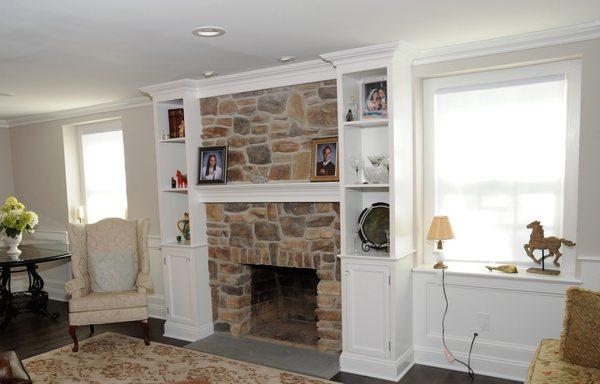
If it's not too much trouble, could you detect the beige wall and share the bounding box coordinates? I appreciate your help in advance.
[9,104,160,236]
[0,128,15,198]
[413,38,600,261]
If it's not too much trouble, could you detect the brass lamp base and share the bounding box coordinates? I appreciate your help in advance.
[433,261,448,270]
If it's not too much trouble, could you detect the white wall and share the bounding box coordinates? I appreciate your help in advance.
[8,105,166,317]
[10,105,160,235]
[412,38,600,381]
[0,128,15,198]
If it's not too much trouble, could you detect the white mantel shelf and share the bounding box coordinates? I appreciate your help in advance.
[195,182,340,203]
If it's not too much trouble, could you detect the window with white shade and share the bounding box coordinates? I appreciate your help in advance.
[78,120,128,224]
[423,61,581,264]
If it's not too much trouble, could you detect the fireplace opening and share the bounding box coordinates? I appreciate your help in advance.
[249,265,319,346]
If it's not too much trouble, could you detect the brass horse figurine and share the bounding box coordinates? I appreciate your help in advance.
[524,220,575,267]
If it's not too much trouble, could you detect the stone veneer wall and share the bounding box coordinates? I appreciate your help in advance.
[206,202,342,352]
[199,80,337,182]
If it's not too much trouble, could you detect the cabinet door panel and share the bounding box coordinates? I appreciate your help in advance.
[344,262,390,359]
[163,249,195,324]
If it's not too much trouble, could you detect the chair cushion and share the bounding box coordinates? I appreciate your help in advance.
[559,287,600,368]
[88,249,136,292]
[86,218,139,269]
[69,290,147,313]
[525,339,600,383]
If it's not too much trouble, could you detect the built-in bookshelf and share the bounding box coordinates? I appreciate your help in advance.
[151,95,204,248]
[324,42,416,380]
[338,67,393,258]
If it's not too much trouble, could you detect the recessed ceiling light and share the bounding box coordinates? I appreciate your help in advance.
[278,56,296,63]
[192,26,226,37]
[202,71,218,78]
[0,92,14,97]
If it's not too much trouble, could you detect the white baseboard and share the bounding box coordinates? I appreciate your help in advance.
[340,348,414,382]
[148,294,166,320]
[164,321,214,342]
[414,345,529,382]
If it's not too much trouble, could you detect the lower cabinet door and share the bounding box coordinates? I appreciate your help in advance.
[344,261,391,359]
[162,248,196,325]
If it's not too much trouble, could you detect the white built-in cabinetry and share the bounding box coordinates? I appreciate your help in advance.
[144,88,214,341]
[141,41,415,381]
[323,43,416,381]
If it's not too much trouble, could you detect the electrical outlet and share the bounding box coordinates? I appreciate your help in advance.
[477,312,490,332]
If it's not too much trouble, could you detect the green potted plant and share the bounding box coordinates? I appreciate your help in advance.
[0,196,38,255]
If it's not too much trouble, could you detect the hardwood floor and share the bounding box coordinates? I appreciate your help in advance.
[0,300,520,384]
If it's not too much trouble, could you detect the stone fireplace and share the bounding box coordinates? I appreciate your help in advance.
[249,265,319,345]
[206,202,341,352]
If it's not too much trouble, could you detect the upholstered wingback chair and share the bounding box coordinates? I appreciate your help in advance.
[65,218,154,352]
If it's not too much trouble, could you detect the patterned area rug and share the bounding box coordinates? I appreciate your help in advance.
[23,332,333,384]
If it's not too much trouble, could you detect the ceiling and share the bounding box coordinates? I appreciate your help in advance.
[1,0,600,120]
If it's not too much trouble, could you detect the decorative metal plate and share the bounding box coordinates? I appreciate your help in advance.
[357,202,389,252]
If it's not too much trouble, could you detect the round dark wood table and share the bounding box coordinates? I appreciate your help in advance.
[0,243,71,324]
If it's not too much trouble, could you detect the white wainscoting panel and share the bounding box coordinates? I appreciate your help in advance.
[412,268,580,381]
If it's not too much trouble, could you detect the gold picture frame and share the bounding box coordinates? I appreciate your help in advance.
[310,137,339,182]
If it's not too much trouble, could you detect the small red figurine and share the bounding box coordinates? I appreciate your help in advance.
[176,170,188,188]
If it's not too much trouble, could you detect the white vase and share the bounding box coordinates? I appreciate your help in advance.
[4,233,23,255]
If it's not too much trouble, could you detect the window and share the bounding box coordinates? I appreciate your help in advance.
[78,120,128,223]
[423,61,580,264]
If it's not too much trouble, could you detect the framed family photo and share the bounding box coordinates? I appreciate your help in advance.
[360,78,388,119]
[310,137,339,182]
[198,146,227,184]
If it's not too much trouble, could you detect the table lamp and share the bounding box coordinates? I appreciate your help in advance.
[427,216,455,270]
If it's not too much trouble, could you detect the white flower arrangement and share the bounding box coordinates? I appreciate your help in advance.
[0,196,38,239]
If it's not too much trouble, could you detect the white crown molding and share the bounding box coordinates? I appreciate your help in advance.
[0,120,8,129]
[413,20,600,66]
[138,78,200,100]
[196,59,335,98]
[321,41,413,67]
[139,59,335,100]
[6,96,151,128]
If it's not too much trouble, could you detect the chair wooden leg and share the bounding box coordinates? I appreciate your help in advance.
[89,324,95,335]
[140,319,150,346]
[69,326,79,352]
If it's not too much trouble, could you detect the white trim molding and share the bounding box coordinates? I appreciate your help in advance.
[164,321,214,342]
[140,59,335,101]
[414,20,600,65]
[0,120,9,129]
[195,182,340,203]
[321,41,414,67]
[340,348,415,382]
[5,97,151,128]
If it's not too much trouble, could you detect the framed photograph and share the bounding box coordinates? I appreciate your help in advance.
[360,78,387,119]
[198,146,227,184]
[310,137,339,182]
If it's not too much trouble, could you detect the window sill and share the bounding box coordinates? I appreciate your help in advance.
[413,261,582,285]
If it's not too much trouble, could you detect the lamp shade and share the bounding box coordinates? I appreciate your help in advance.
[427,216,455,240]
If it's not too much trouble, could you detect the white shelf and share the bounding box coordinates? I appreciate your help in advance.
[161,240,205,249]
[343,119,388,128]
[160,137,186,143]
[346,184,389,191]
[161,188,188,193]
[195,182,340,203]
